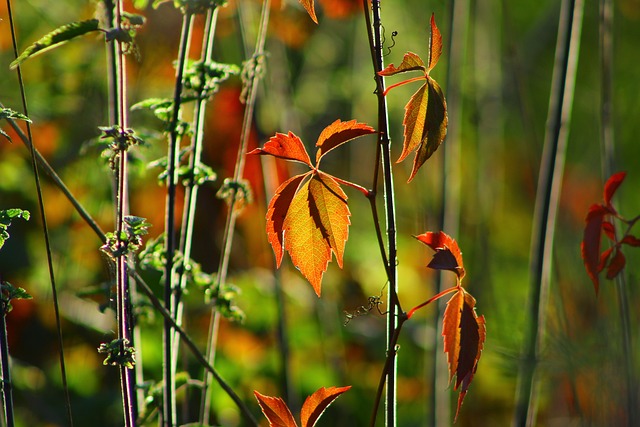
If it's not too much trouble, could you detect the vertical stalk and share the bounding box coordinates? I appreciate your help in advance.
[0,305,14,427]
[514,0,584,425]
[5,1,74,425]
[431,1,469,425]
[199,0,270,423]
[163,12,194,426]
[598,1,636,424]
[112,1,136,425]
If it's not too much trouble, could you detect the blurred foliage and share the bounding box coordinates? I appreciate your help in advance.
[1,0,639,426]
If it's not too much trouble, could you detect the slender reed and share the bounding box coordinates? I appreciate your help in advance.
[5,1,74,425]
[599,1,636,424]
[199,0,271,423]
[514,0,584,425]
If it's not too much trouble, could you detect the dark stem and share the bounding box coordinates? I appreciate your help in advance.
[0,304,14,427]
[5,1,74,425]
[514,0,584,425]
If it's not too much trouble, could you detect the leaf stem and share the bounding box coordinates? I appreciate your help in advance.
[382,76,426,96]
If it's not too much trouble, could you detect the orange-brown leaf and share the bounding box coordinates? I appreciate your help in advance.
[315,119,376,164]
[254,391,298,427]
[300,386,351,427]
[397,82,429,163]
[442,290,485,422]
[311,172,351,267]
[427,13,442,71]
[299,0,318,24]
[406,77,447,182]
[283,178,332,296]
[266,174,308,266]
[415,231,465,279]
[378,51,426,76]
[248,131,313,168]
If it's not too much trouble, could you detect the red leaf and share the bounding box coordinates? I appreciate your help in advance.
[601,221,616,241]
[581,204,607,294]
[598,246,614,272]
[299,0,318,23]
[254,391,298,427]
[315,119,376,164]
[442,290,485,422]
[427,13,442,71]
[415,231,465,279]
[300,386,351,427]
[606,249,625,279]
[603,171,626,207]
[378,52,426,76]
[266,174,308,266]
[248,132,313,168]
[621,235,640,247]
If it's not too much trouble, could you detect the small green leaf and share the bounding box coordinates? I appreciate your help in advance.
[10,19,101,69]
[0,209,30,250]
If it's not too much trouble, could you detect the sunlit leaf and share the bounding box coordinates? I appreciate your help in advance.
[315,119,376,164]
[300,386,351,427]
[10,19,101,69]
[442,289,485,422]
[266,174,307,266]
[415,231,465,279]
[254,391,298,427]
[248,132,313,168]
[300,0,318,24]
[427,13,442,71]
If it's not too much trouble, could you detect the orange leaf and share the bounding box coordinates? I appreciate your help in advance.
[266,174,308,266]
[283,178,332,296]
[378,15,447,182]
[442,289,485,422]
[311,172,351,267]
[299,0,318,24]
[315,119,376,164]
[427,13,442,71]
[248,131,313,168]
[415,231,465,279]
[300,386,351,427]
[254,391,298,427]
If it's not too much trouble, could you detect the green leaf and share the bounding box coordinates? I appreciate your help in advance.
[1,109,32,143]
[10,19,101,69]
[0,209,30,251]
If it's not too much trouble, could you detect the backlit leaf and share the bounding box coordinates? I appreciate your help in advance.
[254,391,298,427]
[10,19,101,69]
[442,289,485,422]
[606,249,625,280]
[415,231,465,279]
[315,119,376,164]
[300,386,351,427]
[249,132,313,167]
[378,15,447,182]
[621,235,640,247]
[266,174,307,266]
[580,204,607,294]
[283,178,332,296]
[603,171,626,208]
[300,0,319,24]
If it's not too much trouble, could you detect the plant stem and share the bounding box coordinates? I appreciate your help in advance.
[5,1,74,425]
[514,0,584,425]
[0,306,14,427]
[599,1,636,424]
[200,0,270,423]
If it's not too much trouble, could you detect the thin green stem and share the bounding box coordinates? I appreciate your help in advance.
[5,1,74,425]
[200,0,270,423]
[514,0,584,425]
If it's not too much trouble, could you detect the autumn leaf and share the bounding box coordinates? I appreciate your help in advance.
[415,231,465,280]
[254,391,298,427]
[603,171,626,210]
[300,0,318,24]
[378,13,448,182]
[300,386,351,427]
[442,289,486,422]
[249,120,375,296]
[254,386,351,427]
[580,204,607,293]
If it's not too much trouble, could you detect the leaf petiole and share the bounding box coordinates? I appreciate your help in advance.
[382,75,425,96]
[406,285,458,319]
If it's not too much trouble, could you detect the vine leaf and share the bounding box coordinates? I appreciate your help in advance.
[249,119,375,296]
[378,13,448,182]
[300,386,351,427]
[0,108,32,142]
[580,171,639,294]
[254,391,298,427]
[300,0,319,24]
[255,386,350,427]
[415,230,465,280]
[10,19,101,69]
[442,289,486,422]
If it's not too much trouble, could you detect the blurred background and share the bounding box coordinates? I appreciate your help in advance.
[1,0,639,425]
